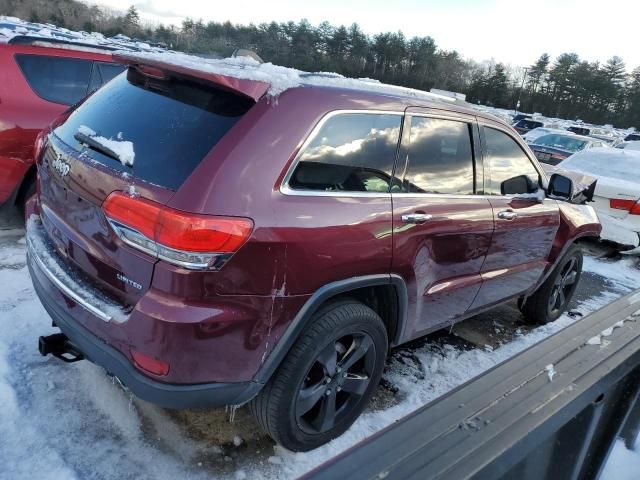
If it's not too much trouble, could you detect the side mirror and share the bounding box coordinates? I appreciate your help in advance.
[501,175,538,196]
[547,174,573,200]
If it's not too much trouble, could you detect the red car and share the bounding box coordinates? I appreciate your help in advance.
[27,53,601,451]
[0,19,142,210]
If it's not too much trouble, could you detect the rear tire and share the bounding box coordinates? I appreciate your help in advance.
[520,245,583,325]
[250,300,388,452]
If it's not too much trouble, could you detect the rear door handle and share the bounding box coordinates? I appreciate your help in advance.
[401,213,433,224]
[497,210,518,220]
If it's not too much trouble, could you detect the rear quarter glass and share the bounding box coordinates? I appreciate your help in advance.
[54,67,254,191]
[15,54,93,105]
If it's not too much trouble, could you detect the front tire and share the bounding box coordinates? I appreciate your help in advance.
[520,245,583,324]
[250,300,388,452]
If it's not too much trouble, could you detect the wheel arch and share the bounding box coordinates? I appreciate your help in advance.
[15,164,37,207]
[253,274,408,385]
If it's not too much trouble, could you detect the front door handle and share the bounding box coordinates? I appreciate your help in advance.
[401,213,433,224]
[497,210,518,220]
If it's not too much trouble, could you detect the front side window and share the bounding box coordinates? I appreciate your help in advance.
[484,127,541,195]
[401,117,474,195]
[16,54,93,105]
[288,113,402,193]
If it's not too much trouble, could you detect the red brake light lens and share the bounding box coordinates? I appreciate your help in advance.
[131,350,169,376]
[609,198,640,215]
[103,193,161,239]
[156,207,253,253]
[610,199,636,212]
[102,191,253,269]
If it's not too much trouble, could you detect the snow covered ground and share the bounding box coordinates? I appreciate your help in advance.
[1,227,640,479]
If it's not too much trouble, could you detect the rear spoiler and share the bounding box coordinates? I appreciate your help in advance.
[113,53,270,102]
[541,163,597,204]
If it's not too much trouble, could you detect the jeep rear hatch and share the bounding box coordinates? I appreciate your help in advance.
[39,65,255,310]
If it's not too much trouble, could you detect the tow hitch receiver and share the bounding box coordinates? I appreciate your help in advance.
[38,333,85,363]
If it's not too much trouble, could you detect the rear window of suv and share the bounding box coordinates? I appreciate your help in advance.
[54,67,253,191]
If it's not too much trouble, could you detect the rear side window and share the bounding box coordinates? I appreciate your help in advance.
[54,67,253,191]
[288,113,402,193]
[88,62,126,93]
[484,127,540,195]
[15,54,93,105]
[402,117,474,195]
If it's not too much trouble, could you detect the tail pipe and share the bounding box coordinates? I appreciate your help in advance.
[38,333,85,363]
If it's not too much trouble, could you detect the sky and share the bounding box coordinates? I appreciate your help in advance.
[93,0,640,70]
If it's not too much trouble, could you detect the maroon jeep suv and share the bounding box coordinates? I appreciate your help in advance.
[26,53,601,451]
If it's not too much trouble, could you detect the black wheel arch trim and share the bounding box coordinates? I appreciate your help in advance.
[524,237,587,303]
[252,274,408,385]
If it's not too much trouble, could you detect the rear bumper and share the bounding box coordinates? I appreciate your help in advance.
[29,255,263,408]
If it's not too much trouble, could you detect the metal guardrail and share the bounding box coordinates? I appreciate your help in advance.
[306,289,640,480]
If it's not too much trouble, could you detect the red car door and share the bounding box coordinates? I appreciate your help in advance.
[470,123,560,310]
[391,109,494,340]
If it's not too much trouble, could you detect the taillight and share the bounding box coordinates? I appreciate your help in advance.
[610,198,640,215]
[131,350,169,376]
[33,130,48,162]
[102,191,253,270]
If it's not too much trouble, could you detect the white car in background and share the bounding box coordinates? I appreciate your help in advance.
[615,141,640,151]
[558,148,640,252]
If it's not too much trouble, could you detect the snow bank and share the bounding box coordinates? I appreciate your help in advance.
[1,232,640,479]
[602,437,640,480]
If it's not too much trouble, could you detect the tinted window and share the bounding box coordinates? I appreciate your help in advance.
[402,117,474,194]
[289,113,402,192]
[16,54,92,105]
[88,62,126,93]
[485,127,540,195]
[54,67,253,191]
[533,134,588,152]
[516,119,543,130]
[568,126,590,136]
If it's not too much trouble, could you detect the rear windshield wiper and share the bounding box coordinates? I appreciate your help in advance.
[74,130,124,165]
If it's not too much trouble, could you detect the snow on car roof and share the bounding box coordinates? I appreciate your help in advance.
[115,49,460,102]
[0,16,163,53]
[559,147,640,186]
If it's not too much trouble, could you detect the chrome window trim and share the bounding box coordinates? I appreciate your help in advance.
[391,192,495,200]
[279,109,405,197]
[280,184,391,198]
[26,226,124,323]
